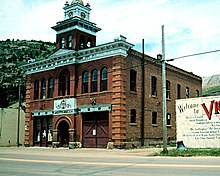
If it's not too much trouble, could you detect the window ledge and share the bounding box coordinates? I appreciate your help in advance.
[130,91,137,95]
[152,124,158,127]
[130,123,137,126]
[166,125,172,128]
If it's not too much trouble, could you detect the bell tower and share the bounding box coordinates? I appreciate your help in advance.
[52,0,101,51]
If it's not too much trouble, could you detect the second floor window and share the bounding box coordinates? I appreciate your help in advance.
[59,70,70,96]
[130,69,136,92]
[100,67,108,91]
[196,89,199,97]
[151,76,157,96]
[41,79,46,99]
[166,80,170,99]
[48,77,54,98]
[34,80,39,100]
[82,71,88,94]
[186,87,189,98]
[91,69,98,92]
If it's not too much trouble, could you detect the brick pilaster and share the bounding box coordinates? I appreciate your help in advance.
[24,75,31,146]
[111,56,127,148]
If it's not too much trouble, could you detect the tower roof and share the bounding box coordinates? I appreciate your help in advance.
[71,0,84,5]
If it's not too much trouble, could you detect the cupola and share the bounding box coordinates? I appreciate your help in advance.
[52,0,101,51]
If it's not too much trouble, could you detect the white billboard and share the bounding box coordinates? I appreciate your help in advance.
[176,96,220,148]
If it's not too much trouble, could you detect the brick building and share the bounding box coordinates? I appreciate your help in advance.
[23,0,202,148]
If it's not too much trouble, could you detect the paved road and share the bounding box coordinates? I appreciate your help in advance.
[0,147,220,176]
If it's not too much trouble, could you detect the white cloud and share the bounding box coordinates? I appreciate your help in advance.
[1,0,220,77]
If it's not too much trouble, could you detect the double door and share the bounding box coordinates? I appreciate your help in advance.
[83,112,109,148]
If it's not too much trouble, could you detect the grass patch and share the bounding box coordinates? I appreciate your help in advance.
[152,148,220,157]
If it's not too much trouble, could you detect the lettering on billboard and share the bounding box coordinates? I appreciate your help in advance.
[176,96,220,148]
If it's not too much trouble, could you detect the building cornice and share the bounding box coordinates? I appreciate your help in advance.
[23,40,134,74]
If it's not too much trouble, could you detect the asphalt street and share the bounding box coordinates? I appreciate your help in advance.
[0,147,220,176]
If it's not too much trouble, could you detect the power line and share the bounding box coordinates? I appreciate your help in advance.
[166,49,220,62]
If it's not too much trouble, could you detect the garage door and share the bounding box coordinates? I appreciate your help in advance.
[83,112,109,148]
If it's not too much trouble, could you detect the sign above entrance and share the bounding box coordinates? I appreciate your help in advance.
[54,98,77,115]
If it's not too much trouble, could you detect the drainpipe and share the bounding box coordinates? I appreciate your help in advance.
[141,39,145,146]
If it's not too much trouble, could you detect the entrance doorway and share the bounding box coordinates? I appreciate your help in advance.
[83,112,109,148]
[58,120,69,147]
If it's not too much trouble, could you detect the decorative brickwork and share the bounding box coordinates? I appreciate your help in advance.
[24,75,31,146]
[111,56,127,148]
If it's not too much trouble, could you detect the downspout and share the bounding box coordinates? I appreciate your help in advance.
[141,39,145,146]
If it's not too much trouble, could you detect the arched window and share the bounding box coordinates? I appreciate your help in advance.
[59,70,70,96]
[82,71,88,94]
[40,79,46,99]
[34,80,39,100]
[61,37,65,49]
[48,77,54,98]
[100,67,108,91]
[68,35,72,48]
[91,69,98,92]
[79,35,85,49]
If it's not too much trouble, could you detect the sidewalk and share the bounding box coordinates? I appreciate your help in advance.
[0,146,172,157]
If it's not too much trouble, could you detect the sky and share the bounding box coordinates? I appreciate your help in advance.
[1,0,220,77]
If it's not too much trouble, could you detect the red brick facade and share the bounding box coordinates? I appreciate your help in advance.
[24,1,202,148]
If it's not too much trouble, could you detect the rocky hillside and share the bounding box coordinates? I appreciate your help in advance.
[203,74,220,96]
[0,39,56,107]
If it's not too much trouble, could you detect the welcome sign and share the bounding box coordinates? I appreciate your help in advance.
[176,96,220,148]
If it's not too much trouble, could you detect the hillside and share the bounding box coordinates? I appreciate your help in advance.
[203,74,220,96]
[0,39,56,107]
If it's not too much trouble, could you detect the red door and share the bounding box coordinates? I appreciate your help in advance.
[83,112,109,148]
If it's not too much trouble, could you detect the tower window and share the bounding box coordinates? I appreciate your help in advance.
[87,38,92,48]
[34,80,39,100]
[130,69,136,92]
[40,79,46,99]
[151,76,157,96]
[91,69,98,92]
[61,37,65,49]
[166,80,170,99]
[82,71,88,94]
[80,35,85,49]
[68,35,72,48]
[130,109,136,123]
[48,77,54,98]
[100,67,108,91]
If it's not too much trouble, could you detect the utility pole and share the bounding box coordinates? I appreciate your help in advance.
[17,79,21,147]
[162,25,168,153]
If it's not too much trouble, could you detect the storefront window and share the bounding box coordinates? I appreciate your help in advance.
[33,116,52,146]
